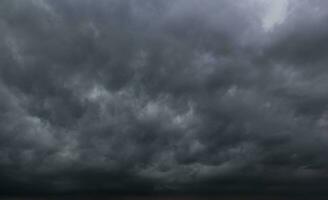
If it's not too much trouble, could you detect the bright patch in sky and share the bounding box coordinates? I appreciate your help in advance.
[260,0,289,31]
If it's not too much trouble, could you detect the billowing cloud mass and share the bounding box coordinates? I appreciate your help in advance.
[1,0,328,196]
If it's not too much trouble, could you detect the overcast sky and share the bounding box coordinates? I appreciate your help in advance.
[1,0,328,197]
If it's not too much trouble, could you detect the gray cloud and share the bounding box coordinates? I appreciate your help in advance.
[1,0,328,196]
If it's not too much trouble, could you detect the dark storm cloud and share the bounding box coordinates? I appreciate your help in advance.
[1,0,328,196]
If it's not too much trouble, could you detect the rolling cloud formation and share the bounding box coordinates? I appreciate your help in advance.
[1,0,328,195]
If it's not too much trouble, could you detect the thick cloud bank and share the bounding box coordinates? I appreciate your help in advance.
[1,0,328,195]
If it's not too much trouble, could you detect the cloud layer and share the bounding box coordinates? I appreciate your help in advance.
[1,0,328,195]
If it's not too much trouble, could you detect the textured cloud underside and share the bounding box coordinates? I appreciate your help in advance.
[1,0,328,195]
